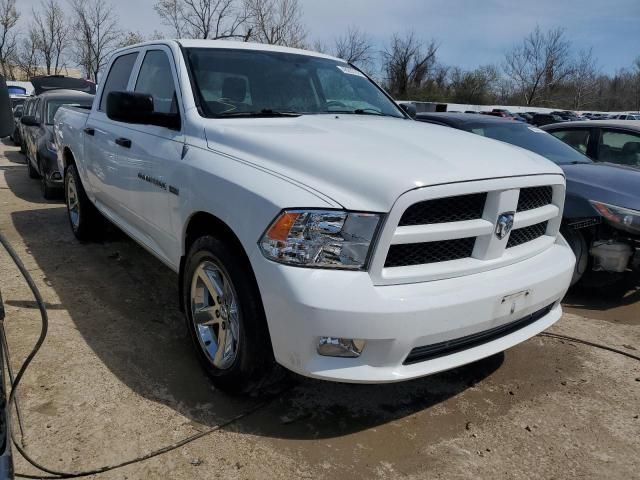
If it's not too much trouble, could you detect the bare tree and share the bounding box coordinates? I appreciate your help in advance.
[449,65,499,104]
[333,26,373,72]
[15,28,40,80]
[119,31,146,48]
[32,0,68,75]
[155,0,185,37]
[245,0,306,47]
[0,0,19,79]
[70,0,121,82]
[568,48,599,109]
[503,26,573,106]
[382,32,438,98]
[155,0,248,40]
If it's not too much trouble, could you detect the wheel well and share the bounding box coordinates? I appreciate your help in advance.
[179,212,253,311]
[63,147,76,170]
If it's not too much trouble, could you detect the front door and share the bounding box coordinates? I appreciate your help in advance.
[116,46,185,267]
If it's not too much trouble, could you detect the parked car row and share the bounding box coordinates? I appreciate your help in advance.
[461,109,640,127]
[11,76,95,199]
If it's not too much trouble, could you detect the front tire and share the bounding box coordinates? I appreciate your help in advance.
[65,164,103,241]
[27,157,39,179]
[562,227,588,286]
[39,159,57,200]
[183,235,275,394]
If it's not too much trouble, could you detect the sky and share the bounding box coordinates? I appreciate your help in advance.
[15,0,640,75]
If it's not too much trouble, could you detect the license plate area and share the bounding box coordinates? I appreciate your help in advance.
[497,289,532,317]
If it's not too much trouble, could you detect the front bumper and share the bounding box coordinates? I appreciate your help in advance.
[38,147,63,186]
[250,237,575,383]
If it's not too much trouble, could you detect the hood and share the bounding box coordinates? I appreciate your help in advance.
[30,76,96,95]
[204,115,562,211]
[562,162,640,216]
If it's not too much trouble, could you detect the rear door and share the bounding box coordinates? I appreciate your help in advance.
[84,51,140,213]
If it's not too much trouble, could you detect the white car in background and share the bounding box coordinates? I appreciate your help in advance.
[54,40,575,393]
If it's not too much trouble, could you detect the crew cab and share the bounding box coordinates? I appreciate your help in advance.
[54,40,575,393]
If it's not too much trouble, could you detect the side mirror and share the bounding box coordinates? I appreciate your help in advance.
[21,115,40,127]
[400,102,417,119]
[107,91,180,130]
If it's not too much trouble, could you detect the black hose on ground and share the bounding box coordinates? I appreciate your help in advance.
[0,231,281,479]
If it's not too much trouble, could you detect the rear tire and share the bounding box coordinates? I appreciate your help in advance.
[65,164,103,241]
[183,235,275,394]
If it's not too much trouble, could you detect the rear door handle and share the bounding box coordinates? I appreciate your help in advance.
[83,127,95,136]
[115,138,132,149]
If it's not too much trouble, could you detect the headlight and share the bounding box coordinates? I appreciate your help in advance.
[259,210,381,270]
[47,140,57,153]
[590,201,640,235]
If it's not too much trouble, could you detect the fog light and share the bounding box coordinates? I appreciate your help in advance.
[51,171,62,180]
[317,337,366,358]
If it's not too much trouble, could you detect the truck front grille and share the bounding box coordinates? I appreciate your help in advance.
[369,177,565,285]
[399,193,487,226]
[385,238,476,267]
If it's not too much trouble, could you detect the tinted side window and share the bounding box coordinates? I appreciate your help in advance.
[134,50,177,115]
[599,130,640,166]
[99,52,138,111]
[549,129,590,155]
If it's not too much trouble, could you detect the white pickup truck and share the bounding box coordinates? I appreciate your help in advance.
[54,40,575,393]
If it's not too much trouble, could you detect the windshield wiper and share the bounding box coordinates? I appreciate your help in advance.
[328,108,394,117]
[215,109,301,118]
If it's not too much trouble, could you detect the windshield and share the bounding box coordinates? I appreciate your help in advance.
[185,47,404,118]
[466,123,593,165]
[46,99,93,124]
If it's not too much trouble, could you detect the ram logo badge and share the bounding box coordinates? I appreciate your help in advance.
[495,212,515,240]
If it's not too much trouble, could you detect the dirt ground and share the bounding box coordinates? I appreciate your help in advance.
[0,139,639,480]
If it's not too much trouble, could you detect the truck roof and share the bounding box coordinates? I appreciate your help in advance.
[113,39,345,63]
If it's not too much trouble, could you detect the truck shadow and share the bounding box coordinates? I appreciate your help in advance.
[9,202,502,441]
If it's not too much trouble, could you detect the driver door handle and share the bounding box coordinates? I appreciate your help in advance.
[83,127,95,136]
[115,138,132,149]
